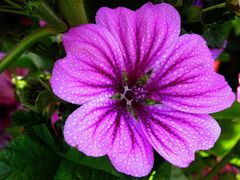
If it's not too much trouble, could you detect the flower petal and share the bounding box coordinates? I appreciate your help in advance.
[211,41,227,59]
[64,98,153,176]
[145,34,235,114]
[51,58,114,104]
[137,105,221,167]
[211,48,223,60]
[96,3,180,85]
[0,74,15,105]
[108,115,153,177]
[51,24,124,104]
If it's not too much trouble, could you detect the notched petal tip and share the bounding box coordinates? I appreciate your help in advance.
[137,105,221,168]
[96,2,181,86]
[50,37,121,105]
[63,98,154,176]
[63,98,113,157]
[108,119,154,177]
[146,34,235,114]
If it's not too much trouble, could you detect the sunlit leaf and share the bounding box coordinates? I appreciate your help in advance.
[209,118,240,157]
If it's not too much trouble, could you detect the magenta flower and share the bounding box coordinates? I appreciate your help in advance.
[51,3,235,177]
[0,52,28,148]
[39,20,47,28]
[0,52,14,148]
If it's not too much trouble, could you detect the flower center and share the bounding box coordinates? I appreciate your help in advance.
[121,85,147,106]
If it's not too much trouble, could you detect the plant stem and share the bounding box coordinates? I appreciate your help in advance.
[57,0,88,26]
[3,0,21,9]
[37,0,68,32]
[202,3,226,13]
[202,140,240,180]
[0,28,57,73]
[0,8,36,17]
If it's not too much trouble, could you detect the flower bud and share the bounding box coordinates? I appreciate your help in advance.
[226,0,240,16]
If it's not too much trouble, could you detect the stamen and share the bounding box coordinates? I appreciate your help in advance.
[121,84,146,106]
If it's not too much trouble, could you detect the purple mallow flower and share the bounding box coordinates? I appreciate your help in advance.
[51,3,235,177]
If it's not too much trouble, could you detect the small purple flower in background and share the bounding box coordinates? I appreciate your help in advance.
[51,110,60,134]
[0,53,28,148]
[39,20,47,28]
[51,111,59,128]
[211,41,227,60]
[210,41,227,72]
[193,0,203,8]
[51,2,235,177]
[0,52,14,148]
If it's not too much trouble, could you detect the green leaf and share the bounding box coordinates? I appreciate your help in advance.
[187,6,201,23]
[35,90,55,112]
[10,55,35,70]
[54,159,117,180]
[12,52,54,70]
[11,110,45,129]
[182,154,206,175]
[209,118,240,157]
[170,167,188,180]
[54,159,90,180]
[218,52,231,62]
[55,148,120,180]
[232,16,240,35]
[0,125,60,180]
[149,162,188,180]
[65,148,120,177]
[203,27,225,48]
[230,157,240,167]
[202,20,232,48]
[30,124,58,152]
[149,162,171,180]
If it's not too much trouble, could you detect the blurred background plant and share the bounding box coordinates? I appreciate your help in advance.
[0,0,239,179]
